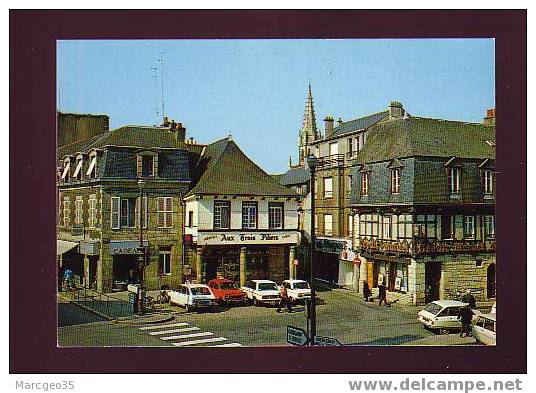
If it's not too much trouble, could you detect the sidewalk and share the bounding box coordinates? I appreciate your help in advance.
[405,333,476,346]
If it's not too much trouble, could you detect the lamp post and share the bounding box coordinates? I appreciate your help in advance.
[306,154,319,346]
[137,179,146,314]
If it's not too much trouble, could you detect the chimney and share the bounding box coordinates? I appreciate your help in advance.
[175,122,186,142]
[389,101,405,119]
[337,117,343,126]
[324,116,334,138]
[483,108,496,126]
[162,116,170,127]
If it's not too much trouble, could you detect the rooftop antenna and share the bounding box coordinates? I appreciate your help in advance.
[148,66,159,126]
[158,52,166,124]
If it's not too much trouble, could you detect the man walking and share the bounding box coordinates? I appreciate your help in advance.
[458,306,474,337]
[462,289,477,309]
[378,282,388,306]
[276,283,293,313]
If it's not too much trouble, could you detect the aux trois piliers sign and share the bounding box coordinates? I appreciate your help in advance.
[197,231,300,246]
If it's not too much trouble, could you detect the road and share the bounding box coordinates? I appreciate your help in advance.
[58,287,450,347]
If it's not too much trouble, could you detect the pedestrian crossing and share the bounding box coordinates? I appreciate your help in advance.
[139,321,242,347]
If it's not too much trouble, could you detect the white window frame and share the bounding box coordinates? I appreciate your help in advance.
[464,216,475,239]
[449,167,460,194]
[159,251,171,275]
[484,215,495,239]
[484,170,494,194]
[214,200,231,229]
[74,196,83,225]
[268,202,284,229]
[324,214,333,236]
[361,172,369,196]
[63,197,71,227]
[391,168,401,194]
[329,142,339,156]
[242,201,257,229]
[88,194,97,228]
[323,177,333,198]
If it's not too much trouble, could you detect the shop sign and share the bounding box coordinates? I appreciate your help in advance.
[316,237,352,256]
[198,231,299,246]
[80,241,99,255]
[109,240,148,255]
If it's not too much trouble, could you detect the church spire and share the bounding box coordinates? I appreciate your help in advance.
[298,83,320,165]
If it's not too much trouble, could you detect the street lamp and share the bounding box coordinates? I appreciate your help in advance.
[138,179,146,314]
[306,154,319,346]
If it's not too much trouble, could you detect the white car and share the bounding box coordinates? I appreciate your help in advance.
[166,284,216,312]
[281,279,311,304]
[417,300,470,334]
[241,279,280,306]
[472,313,496,345]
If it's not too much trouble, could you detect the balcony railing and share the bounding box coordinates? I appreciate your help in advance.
[318,154,345,168]
[359,237,496,255]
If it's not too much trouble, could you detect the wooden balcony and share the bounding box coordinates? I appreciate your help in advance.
[358,237,496,256]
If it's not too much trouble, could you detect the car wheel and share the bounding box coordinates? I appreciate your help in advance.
[438,328,449,335]
[185,304,191,312]
[253,298,259,307]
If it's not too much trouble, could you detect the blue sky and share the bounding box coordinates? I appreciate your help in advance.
[57,39,495,174]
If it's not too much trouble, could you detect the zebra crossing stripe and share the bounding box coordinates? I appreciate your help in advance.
[211,343,242,347]
[139,322,189,330]
[172,337,228,347]
[149,327,200,336]
[160,332,213,341]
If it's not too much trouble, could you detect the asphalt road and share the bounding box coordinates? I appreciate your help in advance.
[57,288,439,347]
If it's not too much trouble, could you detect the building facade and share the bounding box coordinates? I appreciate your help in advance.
[57,122,191,292]
[349,109,496,306]
[184,137,302,286]
[57,112,109,148]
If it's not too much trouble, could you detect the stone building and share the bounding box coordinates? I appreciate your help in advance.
[57,121,192,292]
[349,107,496,306]
[184,136,302,286]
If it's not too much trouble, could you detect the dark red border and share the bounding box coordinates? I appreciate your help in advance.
[10,10,526,374]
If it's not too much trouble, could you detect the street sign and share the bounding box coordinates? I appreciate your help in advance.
[287,325,309,346]
[314,336,342,346]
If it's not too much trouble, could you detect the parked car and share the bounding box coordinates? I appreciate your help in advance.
[207,278,247,305]
[281,279,311,304]
[417,300,470,334]
[490,301,496,314]
[472,313,496,345]
[241,279,280,306]
[166,284,216,312]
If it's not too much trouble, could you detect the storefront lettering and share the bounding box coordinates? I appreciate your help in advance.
[221,234,235,241]
[261,234,279,241]
[199,231,298,245]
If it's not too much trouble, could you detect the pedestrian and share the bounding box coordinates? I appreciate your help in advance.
[458,306,474,337]
[363,281,372,302]
[276,284,293,313]
[461,289,476,309]
[63,268,73,291]
[378,282,388,306]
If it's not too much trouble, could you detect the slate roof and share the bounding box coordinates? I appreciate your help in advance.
[330,111,389,138]
[279,166,310,186]
[187,137,300,197]
[354,116,495,163]
[58,125,187,158]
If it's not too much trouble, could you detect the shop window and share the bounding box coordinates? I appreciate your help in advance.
[323,177,333,198]
[268,202,284,229]
[242,201,257,229]
[159,251,171,275]
[158,197,173,228]
[214,200,231,229]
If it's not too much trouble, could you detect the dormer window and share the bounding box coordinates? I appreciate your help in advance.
[361,172,369,196]
[391,168,400,194]
[61,159,71,182]
[483,170,494,194]
[86,153,98,179]
[137,151,158,178]
[448,167,460,194]
[72,157,84,181]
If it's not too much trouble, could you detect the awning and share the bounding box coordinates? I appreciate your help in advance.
[57,240,79,256]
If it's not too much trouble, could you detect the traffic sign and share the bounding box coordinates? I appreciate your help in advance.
[314,336,342,346]
[287,325,309,346]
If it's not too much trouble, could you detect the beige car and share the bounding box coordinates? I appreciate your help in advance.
[417,300,470,334]
[472,313,496,345]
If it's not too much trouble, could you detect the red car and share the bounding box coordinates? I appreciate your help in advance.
[207,279,247,305]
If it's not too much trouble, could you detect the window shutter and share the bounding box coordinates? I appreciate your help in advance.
[136,155,142,177]
[111,197,120,229]
[165,197,173,227]
[158,197,165,227]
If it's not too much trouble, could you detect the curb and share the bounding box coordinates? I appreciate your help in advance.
[58,293,114,321]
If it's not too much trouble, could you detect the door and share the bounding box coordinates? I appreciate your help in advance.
[205,258,218,281]
[367,262,374,289]
[425,262,441,303]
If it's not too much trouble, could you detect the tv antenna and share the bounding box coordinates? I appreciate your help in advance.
[158,52,165,124]
[148,66,159,126]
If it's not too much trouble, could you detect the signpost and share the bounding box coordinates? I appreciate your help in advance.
[314,336,342,346]
[287,325,309,346]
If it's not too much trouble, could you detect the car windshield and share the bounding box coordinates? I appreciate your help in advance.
[191,287,211,295]
[258,283,277,291]
[424,303,443,315]
[293,282,310,289]
[219,282,238,290]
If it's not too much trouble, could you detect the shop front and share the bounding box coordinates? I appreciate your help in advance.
[109,240,148,291]
[194,231,300,285]
[360,252,411,294]
[315,237,354,286]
